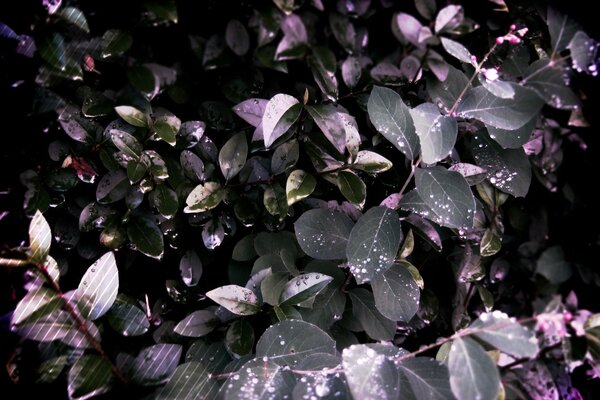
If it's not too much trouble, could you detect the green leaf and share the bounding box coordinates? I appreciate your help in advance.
[367,86,420,160]
[294,208,354,260]
[279,273,333,306]
[337,170,366,207]
[415,166,475,228]
[126,212,164,259]
[306,104,347,153]
[127,157,149,184]
[346,206,402,284]
[174,310,218,337]
[219,133,248,180]
[156,362,221,400]
[262,94,302,148]
[440,37,474,65]
[486,116,536,149]
[524,59,580,110]
[224,358,295,399]
[115,106,147,127]
[150,184,179,217]
[184,182,224,213]
[38,33,67,70]
[28,210,51,263]
[547,7,581,56]
[371,263,420,322]
[125,344,182,386]
[397,357,454,400]
[179,249,203,287]
[536,246,572,284]
[299,263,346,330]
[410,102,458,164]
[353,150,393,173]
[342,344,400,400]
[469,311,539,358]
[264,183,288,218]
[349,288,396,340]
[76,252,118,320]
[260,271,289,305]
[106,302,150,336]
[456,85,544,130]
[256,320,336,367]
[226,319,255,356]
[101,29,133,58]
[56,7,89,33]
[206,285,261,316]
[232,234,257,262]
[68,355,113,400]
[110,130,142,159]
[472,130,532,197]
[449,337,500,400]
[271,139,299,175]
[480,229,501,257]
[36,356,68,384]
[11,287,62,326]
[286,170,316,206]
[154,114,181,146]
[426,65,470,111]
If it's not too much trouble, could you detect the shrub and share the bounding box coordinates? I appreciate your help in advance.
[1,0,600,398]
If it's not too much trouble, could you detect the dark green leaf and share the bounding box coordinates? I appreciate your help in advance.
[11,287,61,326]
[397,357,454,400]
[372,263,420,322]
[127,157,149,184]
[68,355,113,400]
[206,285,261,315]
[179,249,202,287]
[435,5,464,34]
[106,303,150,336]
[286,170,316,206]
[470,311,539,358]
[101,29,133,57]
[36,356,68,384]
[279,273,333,306]
[184,182,224,213]
[156,362,221,400]
[349,288,396,340]
[306,104,347,153]
[524,59,580,110]
[224,358,295,399]
[440,37,474,65]
[126,344,182,385]
[410,102,458,164]
[426,65,470,111]
[226,319,255,356]
[219,132,248,180]
[28,210,51,263]
[486,116,536,149]
[346,206,401,284]
[115,106,147,127]
[480,229,501,257]
[294,208,354,260]
[174,310,218,337]
[367,86,420,160]
[56,7,89,32]
[150,184,179,217]
[110,130,142,159]
[275,14,308,60]
[262,94,302,148]
[76,252,119,320]
[260,271,288,305]
[38,33,67,70]
[232,234,257,262]
[337,170,366,207]
[547,7,581,56]
[343,344,400,400]
[127,212,164,259]
[536,246,572,284]
[271,139,299,175]
[353,150,393,173]
[154,114,181,146]
[449,337,500,400]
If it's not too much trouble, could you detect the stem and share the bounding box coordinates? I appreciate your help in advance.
[33,263,129,384]
[500,342,560,371]
[396,156,421,201]
[448,44,498,115]
[0,257,30,267]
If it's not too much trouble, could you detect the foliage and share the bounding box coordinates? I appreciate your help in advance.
[1,0,600,399]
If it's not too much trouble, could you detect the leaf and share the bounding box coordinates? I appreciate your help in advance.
[393,13,423,47]
[226,319,255,356]
[435,5,464,33]
[486,116,536,149]
[38,33,67,70]
[12,287,62,326]
[415,166,476,228]
[68,355,113,400]
[478,74,516,99]
[568,31,598,74]
[524,59,580,110]
[56,7,89,33]
[36,356,68,384]
[472,130,532,197]
[536,246,572,284]
[184,182,224,213]
[306,104,348,153]
[151,184,178,217]
[337,170,366,207]
[342,56,362,89]
[202,219,225,250]
[153,114,181,146]
[271,139,299,175]
[262,94,302,148]
[410,102,458,164]
[219,132,248,180]
[180,249,203,287]
[28,210,51,263]
[346,206,402,284]
[126,212,164,259]
[76,252,118,320]
[256,320,336,366]
[156,362,221,400]
[294,208,354,260]
[349,288,396,341]
[397,357,454,400]
[275,14,308,60]
[372,263,420,322]
[279,273,333,306]
[448,163,487,186]
[342,344,400,400]
[456,85,544,130]
[367,86,420,160]
[127,157,149,184]
[115,106,147,127]
[174,310,218,337]
[224,358,296,399]
[547,7,581,57]
[480,229,501,257]
[110,130,142,159]
[206,285,261,316]
[470,311,539,358]
[124,344,181,386]
[101,29,133,57]
[449,337,500,400]
[106,302,150,336]
[440,37,474,65]
[286,170,316,206]
[426,65,470,111]
[225,19,250,56]
[233,98,268,127]
[353,150,393,173]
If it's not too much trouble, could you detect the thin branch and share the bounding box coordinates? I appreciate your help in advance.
[0,257,30,267]
[397,156,421,200]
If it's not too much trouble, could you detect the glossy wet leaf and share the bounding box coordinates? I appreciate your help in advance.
[154,114,181,146]
[275,14,308,60]
[184,182,224,213]
[206,285,261,316]
[440,37,474,65]
[294,208,354,260]
[224,358,295,400]
[336,170,365,206]
[372,263,420,322]
[28,210,51,263]
[115,106,147,127]
[68,355,113,400]
[179,249,202,287]
[11,287,61,326]
[342,344,400,400]
[346,206,401,284]
[349,288,396,340]
[101,29,133,57]
[449,337,500,400]
[486,116,536,149]
[426,65,470,111]
[472,130,532,197]
[368,86,420,160]
[286,169,316,206]
[456,85,544,130]
[155,362,221,400]
[415,166,475,228]
[106,302,150,336]
[126,212,164,259]
[38,33,67,70]
[56,7,89,32]
[448,163,487,186]
[397,357,454,400]
[76,252,118,320]
[470,311,539,358]
[232,98,267,127]
[353,150,393,173]
[256,320,336,366]
[262,94,302,148]
[524,59,580,110]
[226,319,255,356]
[279,272,333,306]
[175,310,218,337]
[219,132,247,180]
[271,139,299,175]
[410,102,458,164]
[568,31,598,74]
[306,104,347,154]
[122,344,181,386]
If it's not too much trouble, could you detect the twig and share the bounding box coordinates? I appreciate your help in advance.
[397,156,421,200]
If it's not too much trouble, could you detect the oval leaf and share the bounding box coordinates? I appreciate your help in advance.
[206,285,261,316]
[174,310,218,337]
[449,337,500,400]
[77,252,119,320]
[343,344,400,400]
[219,132,248,180]
[294,208,354,260]
[279,273,333,306]
[371,263,420,322]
